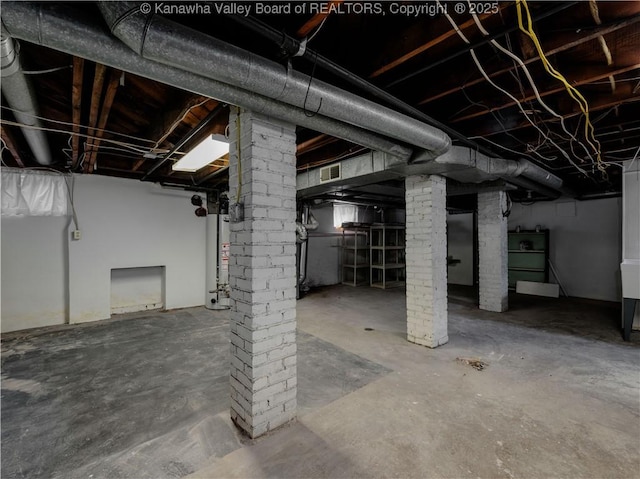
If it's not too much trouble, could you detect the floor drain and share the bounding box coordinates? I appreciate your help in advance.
[364,328,374,331]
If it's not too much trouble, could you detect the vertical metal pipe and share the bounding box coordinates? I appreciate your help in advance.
[0,34,52,165]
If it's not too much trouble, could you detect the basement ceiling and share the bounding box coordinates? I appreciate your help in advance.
[1,1,639,200]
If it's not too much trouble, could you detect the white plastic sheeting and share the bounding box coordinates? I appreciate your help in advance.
[333,204,358,228]
[1,168,69,217]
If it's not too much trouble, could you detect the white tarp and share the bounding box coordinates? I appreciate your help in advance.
[333,203,358,228]
[1,168,69,217]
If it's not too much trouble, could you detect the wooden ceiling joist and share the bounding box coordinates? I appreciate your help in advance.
[0,127,25,167]
[132,95,210,172]
[71,56,84,169]
[451,63,640,123]
[85,69,120,173]
[476,83,640,138]
[296,0,344,38]
[418,14,640,106]
[131,158,146,172]
[369,11,501,79]
[151,97,209,150]
[83,63,107,171]
[297,134,340,156]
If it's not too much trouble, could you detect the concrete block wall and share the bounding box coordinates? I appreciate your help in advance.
[405,175,448,348]
[227,107,297,438]
[477,190,509,312]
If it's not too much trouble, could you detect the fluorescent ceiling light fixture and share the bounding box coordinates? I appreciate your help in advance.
[172,136,229,172]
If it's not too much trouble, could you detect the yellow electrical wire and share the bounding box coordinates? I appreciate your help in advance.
[235,108,242,204]
[516,0,606,175]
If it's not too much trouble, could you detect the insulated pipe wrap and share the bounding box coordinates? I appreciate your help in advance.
[295,222,308,243]
[98,2,451,155]
[517,159,564,191]
[0,33,52,165]
[1,2,412,162]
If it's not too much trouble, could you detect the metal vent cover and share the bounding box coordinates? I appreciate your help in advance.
[320,164,341,183]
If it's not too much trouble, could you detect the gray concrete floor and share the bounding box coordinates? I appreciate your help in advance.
[2,285,639,478]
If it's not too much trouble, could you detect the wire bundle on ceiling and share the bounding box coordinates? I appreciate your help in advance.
[436,0,607,179]
[516,0,605,174]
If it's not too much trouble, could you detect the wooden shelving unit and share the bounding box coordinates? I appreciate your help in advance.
[508,230,550,289]
[370,224,405,289]
[341,226,369,286]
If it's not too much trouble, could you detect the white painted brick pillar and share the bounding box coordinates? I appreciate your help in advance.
[227,107,297,438]
[405,175,448,348]
[478,190,509,312]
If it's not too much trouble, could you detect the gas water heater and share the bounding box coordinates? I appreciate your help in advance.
[205,211,231,310]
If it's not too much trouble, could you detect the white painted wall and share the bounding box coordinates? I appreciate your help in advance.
[1,175,206,332]
[304,204,407,288]
[1,216,70,331]
[508,197,621,302]
[447,212,474,286]
[68,175,205,324]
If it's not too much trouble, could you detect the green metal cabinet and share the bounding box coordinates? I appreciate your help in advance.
[507,230,549,289]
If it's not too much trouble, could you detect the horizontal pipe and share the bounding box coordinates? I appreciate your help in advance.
[98,2,451,155]
[0,2,413,164]
[227,14,493,158]
[516,159,564,191]
[434,146,569,195]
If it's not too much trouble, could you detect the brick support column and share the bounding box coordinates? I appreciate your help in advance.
[228,107,297,438]
[405,175,448,348]
[478,190,509,312]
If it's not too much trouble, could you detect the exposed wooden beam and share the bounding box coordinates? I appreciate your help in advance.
[560,83,640,118]
[131,158,146,172]
[418,15,640,106]
[132,94,209,171]
[192,157,229,185]
[296,0,344,38]
[297,141,366,170]
[142,104,227,181]
[150,96,210,149]
[85,69,120,173]
[516,31,537,61]
[451,63,640,123]
[0,126,25,167]
[83,63,107,170]
[297,134,339,156]
[476,83,640,138]
[370,11,500,79]
[132,95,211,172]
[71,56,84,169]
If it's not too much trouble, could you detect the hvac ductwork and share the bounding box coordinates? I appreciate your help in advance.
[434,147,565,191]
[98,2,451,156]
[0,33,52,165]
[0,3,566,197]
[0,2,413,163]
[297,147,570,199]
